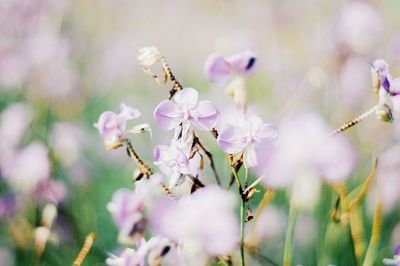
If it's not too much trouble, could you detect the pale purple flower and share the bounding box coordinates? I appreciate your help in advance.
[106,237,182,266]
[2,142,50,193]
[95,103,141,149]
[372,59,391,92]
[107,189,144,230]
[107,176,163,243]
[204,50,257,87]
[217,114,277,168]
[35,179,67,205]
[258,112,356,189]
[154,87,219,131]
[153,144,190,188]
[150,186,239,264]
[372,59,400,121]
[337,2,384,54]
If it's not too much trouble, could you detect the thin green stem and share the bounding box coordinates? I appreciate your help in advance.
[240,198,246,266]
[283,201,298,266]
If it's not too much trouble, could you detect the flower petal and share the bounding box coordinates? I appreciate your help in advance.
[95,111,122,140]
[256,123,278,142]
[217,125,247,154]
[204,54,232,87]
[226,50,257,76]
[154,100,184,130]
[118,103,141,121]
[190,100,219,130]
[244,144,258,168]
[173,88,199,111]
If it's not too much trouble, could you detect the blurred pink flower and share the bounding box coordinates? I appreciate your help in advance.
[258,112,356,188]
[150,186,238,263]
[383,243,400,265]
[154,87,219,131]
[339,57,370,108]
[337,2,384,54]
[51,122,86,166]
[95,103,141,149]
[217,114,277,168]
[35,179,67,205]
[107,189,144,230]
[2,142,50,193]
[204,50,256,87]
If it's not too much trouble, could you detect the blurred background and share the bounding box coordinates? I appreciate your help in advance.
[1,0,400,265]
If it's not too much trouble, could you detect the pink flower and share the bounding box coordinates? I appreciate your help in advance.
[258,112,356,188]
[154,87,219,131]
[2,142,50,193]
[94,103,141,150]
[217,114,277,168]
[107,189,144,230]
[35,179,67,205]
[150,186,239,263]
[204,50,257,87]
[153,144,190,188]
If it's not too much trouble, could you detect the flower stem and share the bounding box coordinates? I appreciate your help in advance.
[283,201,298,266]
[330,105,378,136]
[240,198,246,266]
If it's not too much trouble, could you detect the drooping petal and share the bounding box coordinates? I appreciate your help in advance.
[392,95,400,114]
[204,54,232,87]
[255,123,278,142]
[226,50,257,76]
[217,125,247,154]
[243,144,258,168]
[173,88,199,111]
[154,100,184,130]
[190,100,219,131]
[118,103,141,121]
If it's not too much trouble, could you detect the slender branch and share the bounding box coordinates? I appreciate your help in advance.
[72,232,96,266]
[240,197,246,266]
[330,105,378,136]
[193,132,221,185]
[160,56,183,99]
[125,139,174,198]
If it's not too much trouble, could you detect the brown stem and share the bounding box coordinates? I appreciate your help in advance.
[330,105,378,136]
[160,56,183,99]
[72,232,96,266]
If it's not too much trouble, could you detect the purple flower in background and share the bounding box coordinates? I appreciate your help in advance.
[107,189,144,230]
[2,142,50,193]
[154,87,219,131]
[150,186,239,264]
[35,179,67,205]
[153,144,190,188]
[204,50,257,87]
[95,103,141,150]
[258,112,356,189]
[217,114,277,168]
